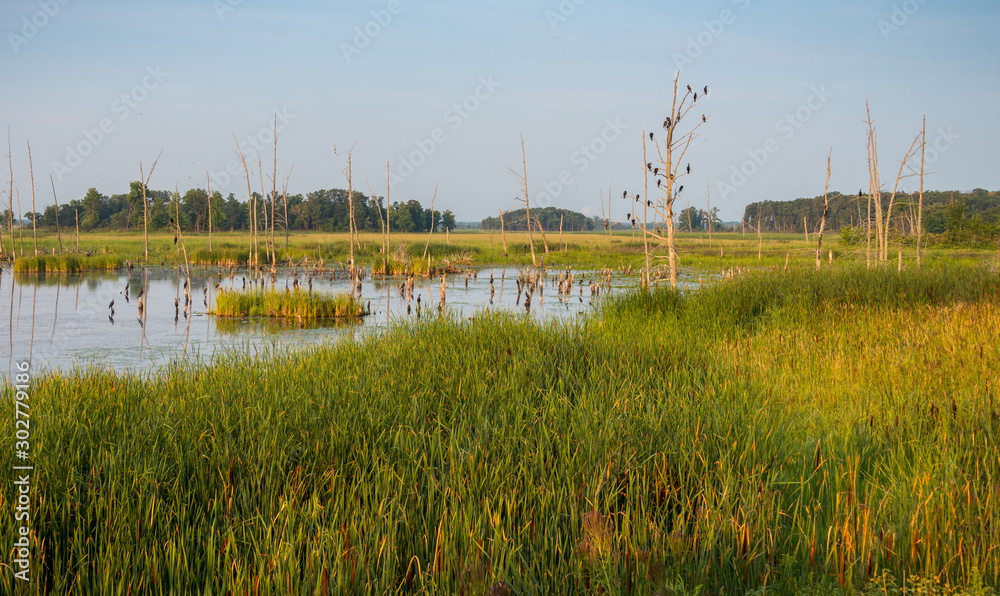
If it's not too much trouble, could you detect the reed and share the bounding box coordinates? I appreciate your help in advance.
[12,253,123,273]
[213,288,364,318]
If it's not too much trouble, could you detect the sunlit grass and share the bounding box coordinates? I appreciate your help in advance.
[213,288,364,318]
[1,264,998,594]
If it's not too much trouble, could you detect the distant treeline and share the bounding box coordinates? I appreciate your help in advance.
[481,207,595,232]
[742,189,999,235]
[5,184,456,233]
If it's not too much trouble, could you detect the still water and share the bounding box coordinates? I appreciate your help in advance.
[2,266,631,375]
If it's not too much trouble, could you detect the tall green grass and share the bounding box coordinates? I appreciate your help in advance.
[213,288,364,318]
[12,254,123,274]
[2,266,998,594]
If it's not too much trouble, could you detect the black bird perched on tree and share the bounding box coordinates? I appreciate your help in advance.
[623,190,628,199]
[169,217,174,226]
[649,132,654,141]
[686,164,691,174]
[174,235,178,245]
[657,179,662,187]
[704,86,709,95]
[693,92,698,102]
[108,299,114,309]
[653,167,659,175]
[663,117,671,130]
[687,85,692,92]
[678,185,684,193]
[702,115,707,123]
[647,200,652,207]
[647,162,652,171]
[626,213,631,219]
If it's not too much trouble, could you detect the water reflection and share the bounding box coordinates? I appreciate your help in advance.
[2,265,630,375]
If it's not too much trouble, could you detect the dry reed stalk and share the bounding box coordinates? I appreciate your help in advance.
[758,219,763,261]
[15,188,23,254]
[816,150,831,270]
[803,216,808,243]
[559,214,564,253]
[74,209,79,252]
[27,140,37,256]
[536,219,550,258]
[49,176,62,253]
[283,165,294,261]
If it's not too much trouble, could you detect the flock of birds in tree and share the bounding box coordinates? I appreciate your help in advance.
[620,85,708,229]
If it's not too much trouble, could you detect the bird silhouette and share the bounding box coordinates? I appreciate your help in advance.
[649,132,654,141]
[657,180,662,187]
[704,86,709,95]
[702,115,707,123]
[653,167,659,175]
[623,190,628,199]
[686,164,691,174]
[663,118,671,130]
[687,85,692,92]
[108,299,114,309]
[693,92,698,102]
[647,162,652,171]
[678,185,684,193]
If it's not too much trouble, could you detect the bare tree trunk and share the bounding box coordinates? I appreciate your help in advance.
[707,181,712,247]
[74,209,79,252]
[7,127,15,260]
[883,132,923,263]
[866,102,883,261]
[917,116,926,268]
[49,176,62,253]
[422,184,438,264]
[233,135,254,268]
[271,114,278,269]
[27,140,37,256]
[518,135,536,267]
[499,209,507,255]
[641,134,651,289]
[207,172,213,252]
[139,151,162,264]
[817,150,831,270]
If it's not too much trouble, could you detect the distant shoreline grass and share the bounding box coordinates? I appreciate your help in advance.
[213,288,364,319]
[1,265,998,594]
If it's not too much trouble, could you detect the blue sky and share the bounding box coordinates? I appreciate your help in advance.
[2,0,998,222]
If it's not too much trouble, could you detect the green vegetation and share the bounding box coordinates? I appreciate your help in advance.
[3,264,998,594]
[11,253,123,274]
[481,206,596,231]
[213,288,364,319]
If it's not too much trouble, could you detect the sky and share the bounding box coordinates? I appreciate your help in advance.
[1,0,998,223]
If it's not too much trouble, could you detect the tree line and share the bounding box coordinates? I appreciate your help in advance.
[4,185,457,234]
[742,188,999,235]
[480,207,595,232]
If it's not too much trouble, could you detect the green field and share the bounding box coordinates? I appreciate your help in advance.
[2,252,999,594]
[4,229,998,273]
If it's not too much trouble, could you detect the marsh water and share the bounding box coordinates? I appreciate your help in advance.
[2,265,635,375]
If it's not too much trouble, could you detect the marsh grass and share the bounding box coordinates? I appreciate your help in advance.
[1,265,998,594]
[12,253,123,274]
[213,288,364,318]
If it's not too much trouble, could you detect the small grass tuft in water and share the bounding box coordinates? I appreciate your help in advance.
[213,288,364,318]
[12,254,123,274]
